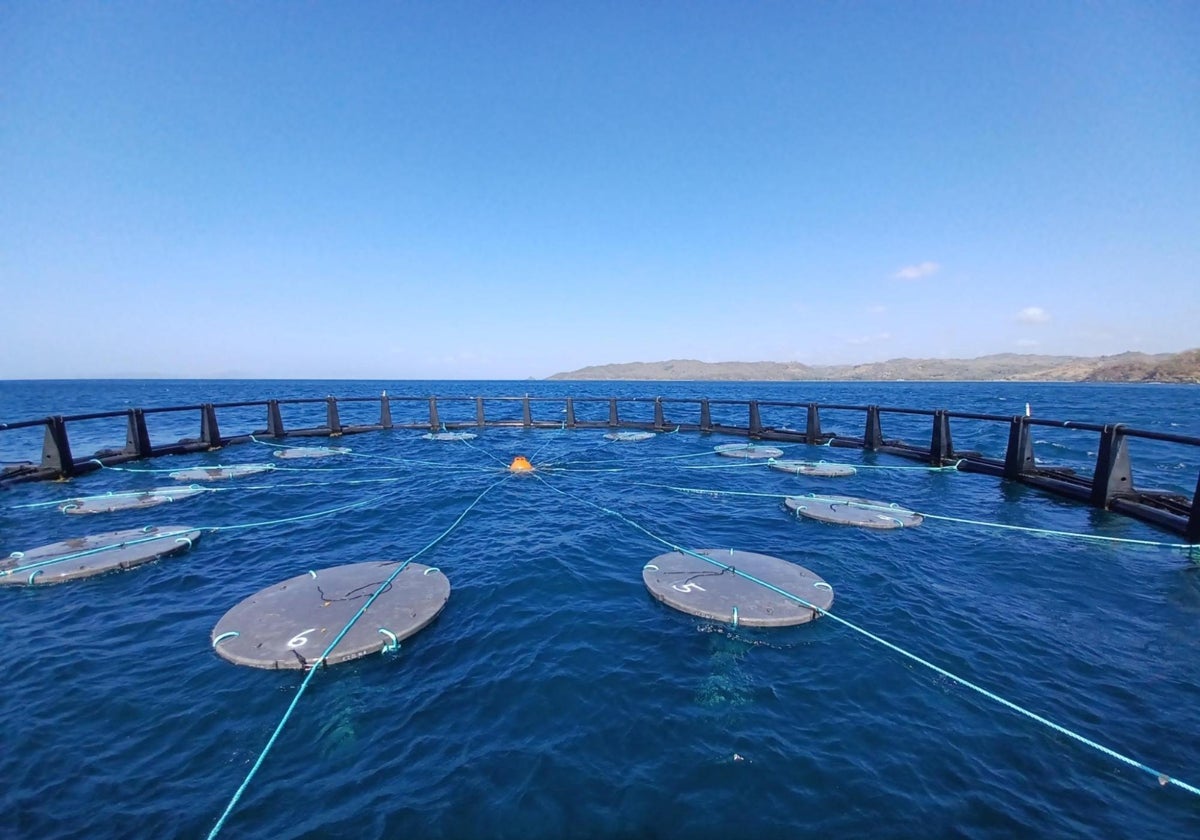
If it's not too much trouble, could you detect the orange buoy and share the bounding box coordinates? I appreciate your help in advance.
[509,455,534,473]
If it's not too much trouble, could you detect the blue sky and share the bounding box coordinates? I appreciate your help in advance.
[2,2,1197,379]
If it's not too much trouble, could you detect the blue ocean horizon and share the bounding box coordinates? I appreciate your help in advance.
[2,379,1199,839]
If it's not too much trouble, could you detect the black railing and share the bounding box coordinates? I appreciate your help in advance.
[2,393,1197,543]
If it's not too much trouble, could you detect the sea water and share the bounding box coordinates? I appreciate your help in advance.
[1,380,1198,839]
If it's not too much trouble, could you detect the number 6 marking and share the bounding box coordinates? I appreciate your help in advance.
[287,628,317,648]
[672,582,706,593]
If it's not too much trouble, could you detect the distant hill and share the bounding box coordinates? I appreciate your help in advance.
[548,350,1200,383]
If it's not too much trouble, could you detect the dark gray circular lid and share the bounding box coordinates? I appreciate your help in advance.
[0,525,201,586]
[169,464,275,482]
[212,561,450,670]
[60,486,207,515]
[769,460,856,477]
[272,446,351,459]
[714,444,784,459]
[605,431,655,442]
[785,495,922,529]
[643,548,833,627]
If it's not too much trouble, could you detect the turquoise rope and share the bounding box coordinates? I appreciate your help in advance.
[677,544,1200,797]
[459,438,512,468]
[535,476,1200,798]
[1,527,198,578]
[206,496,383,533]
[206,475,510,839]
[2,495,392,578]
[633,482,1196,551]
[88,459,396,474]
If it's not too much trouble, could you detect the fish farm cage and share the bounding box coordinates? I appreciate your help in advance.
[2,392,1198,543]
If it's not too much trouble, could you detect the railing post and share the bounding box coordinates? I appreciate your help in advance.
[1090,424,1133,507]
[608,399,619,427]
[653,398,665,431]
[1004,417,1035,479]
[326,397,342,435]
[806,403,822,444]
[41,416,76,477]
[201,404,223,447]
[428,397,440,431]
[864,406,882,451]
[522,396,532,428]
[930,410,953,465]
[476,397,485,428]
[565,398,576,428]
[379,392,393,429]
[266,400,285,437]
[700,399,712,432]
[749,400,762,437]
[124,408,152,458]
[1186,472,1200,544]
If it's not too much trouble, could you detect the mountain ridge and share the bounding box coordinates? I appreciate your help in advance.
[548,349,1200,383]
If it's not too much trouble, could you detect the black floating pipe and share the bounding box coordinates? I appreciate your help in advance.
[267,400,285,437]
[1090,425,1133,508]
[475,397,485,428]
[749,401,762,437]
[41,416,75,477]
[380,392,393,429]
[608,399,619,427]
[700,399,712,432]
[654,398,665,431]
[201,404,223,447]
[566,398,577,428]
[428,397,440,431]
[522,396,532,428]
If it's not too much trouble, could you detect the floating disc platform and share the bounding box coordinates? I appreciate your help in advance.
[769,460,857,477]
[169,464,275,482]
[605,431,655,442]
[785,495,923,529]
[60,486,208,515]
[211,561,451,670]
[272,446,351,459]
[714,443,784,460]
[0,525,202,586]
[643,549,833,626]
[422,432,477,441]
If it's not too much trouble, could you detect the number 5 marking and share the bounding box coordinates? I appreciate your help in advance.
[672,582,706,593]
[287,628,317,648]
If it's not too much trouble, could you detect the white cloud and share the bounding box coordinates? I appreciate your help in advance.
[1016,306,1051,324]
[893,261,940,280]
[867,304,887,315]
[1015,338,1040,347]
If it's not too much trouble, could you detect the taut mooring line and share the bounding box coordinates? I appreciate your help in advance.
[534,475,1200,799]
[205,474,511,839]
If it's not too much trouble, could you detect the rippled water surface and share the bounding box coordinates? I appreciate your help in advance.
[2,380,1199,839]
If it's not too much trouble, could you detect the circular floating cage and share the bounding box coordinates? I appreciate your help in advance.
[59,486,208,515]
[0,525,201,586]
[422,432,478,441]
[211,561,450,670]
[604,431,655,442]
[643,548,833,626]
[785,495,923,529]
[169,464,275,482]
[272,446,351,459]
[714,443,785,460]
[769,460,857,477]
